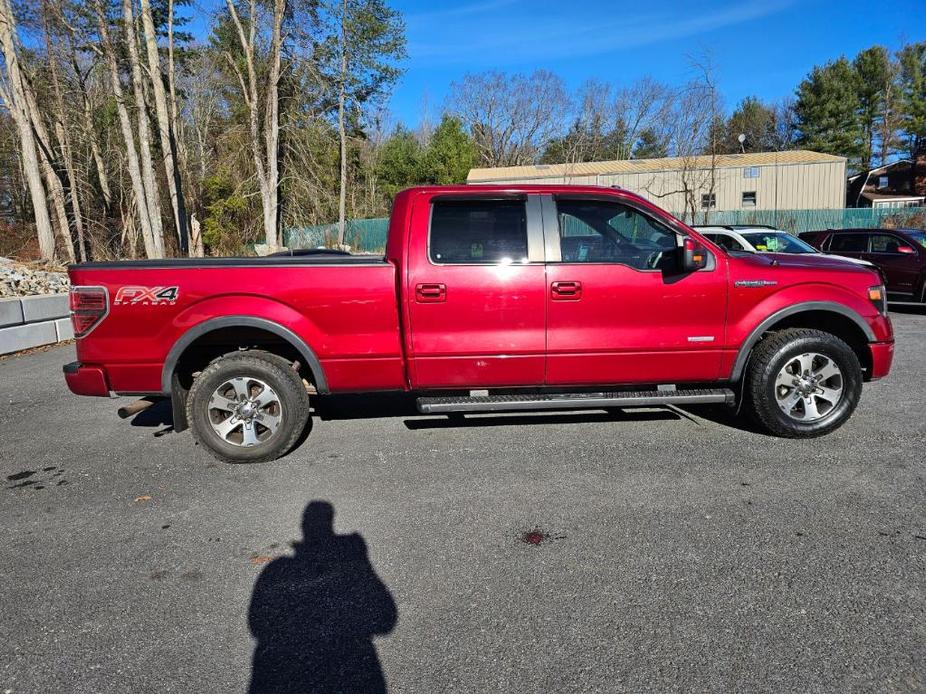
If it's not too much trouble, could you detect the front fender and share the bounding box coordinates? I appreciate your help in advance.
[726,283,886,381]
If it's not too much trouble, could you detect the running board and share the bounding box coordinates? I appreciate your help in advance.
[416,388,735,414]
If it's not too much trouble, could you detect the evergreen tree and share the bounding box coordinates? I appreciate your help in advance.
[720,97,777,153]
[898,42,926,156]
[631,128,668,159]
[421,115,477,184]
[853,46,894,168]
[794,57,865,169]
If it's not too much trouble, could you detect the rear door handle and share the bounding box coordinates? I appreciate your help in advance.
[551,281,582,300]
[415,283,446,303]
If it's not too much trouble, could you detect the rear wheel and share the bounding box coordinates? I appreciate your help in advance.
[744,328,863,438]
[187,351,310,463]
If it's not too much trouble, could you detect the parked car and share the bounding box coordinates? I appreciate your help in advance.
[64,186,894,463]
[694,225,879,271]
[799,228,926,302]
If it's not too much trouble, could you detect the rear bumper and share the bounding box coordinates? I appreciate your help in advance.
[63,361,110,397]
[868,341,894,381]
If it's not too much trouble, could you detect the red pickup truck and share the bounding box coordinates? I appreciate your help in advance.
[64,185,894,463]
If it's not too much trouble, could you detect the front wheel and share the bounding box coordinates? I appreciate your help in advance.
[744,328,863,438]
[187,351,311,463]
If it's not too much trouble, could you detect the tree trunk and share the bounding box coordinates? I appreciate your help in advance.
[0,0,56,261]
[262,0,284,250]
[190,212,204,257]
[43,2,86,261]
[337,0,348,247]
[140,0,188,254]
[65,26,112,213]
[225,0,284,250]
[95,0,161,259]
[122,0,165,257]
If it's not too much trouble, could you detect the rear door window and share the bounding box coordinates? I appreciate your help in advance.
[828,234,868,252]
[429,199,528,264]
[868,234,905,254]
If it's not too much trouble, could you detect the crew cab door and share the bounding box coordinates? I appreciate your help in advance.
[542,194,728,385]
[405,194,547,388]
[864,232,920,296]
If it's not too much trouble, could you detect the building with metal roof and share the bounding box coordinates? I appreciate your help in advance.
[467,150,847,218]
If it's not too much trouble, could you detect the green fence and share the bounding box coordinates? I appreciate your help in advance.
[691,206,926,234]
[285,206,926,252]
[285,218,390,253]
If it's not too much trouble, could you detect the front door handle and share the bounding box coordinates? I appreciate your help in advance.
[416,283,447,303]
[551,281,582,300]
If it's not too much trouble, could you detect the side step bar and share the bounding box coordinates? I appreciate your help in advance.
[416,388,735,414]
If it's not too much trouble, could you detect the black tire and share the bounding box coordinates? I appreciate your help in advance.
[187,351,310,463]
[744,328,862,438]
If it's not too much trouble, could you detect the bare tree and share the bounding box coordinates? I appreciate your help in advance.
[613,76,674,159]
[122,0,165,257]
[140,0,189,253]
[0,0,56,261]
[94,0,163,258]
[225,0,286,251]
[41,0,87,261]
[642,61,722,223]
[336,0,349,246]
[61,18,113,214]
[449,70,569,167]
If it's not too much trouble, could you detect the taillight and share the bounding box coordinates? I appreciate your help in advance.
[69,286,109,337]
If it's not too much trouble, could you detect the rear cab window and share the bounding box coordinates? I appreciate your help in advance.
[429,199,528,264]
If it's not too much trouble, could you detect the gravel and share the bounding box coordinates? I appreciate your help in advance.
[0,259,70,297]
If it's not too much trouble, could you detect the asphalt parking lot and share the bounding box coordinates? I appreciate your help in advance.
[1,309,925,694]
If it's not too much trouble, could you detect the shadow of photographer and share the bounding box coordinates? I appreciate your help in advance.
[248,501,397,693]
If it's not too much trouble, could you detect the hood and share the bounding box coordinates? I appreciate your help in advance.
[817,253,876,268]
[736,252,877,274]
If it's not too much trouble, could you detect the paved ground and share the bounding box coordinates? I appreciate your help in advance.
[1,309,925,694]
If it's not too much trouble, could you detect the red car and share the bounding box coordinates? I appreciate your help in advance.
[799,227,926,302]
[65,186,894,462]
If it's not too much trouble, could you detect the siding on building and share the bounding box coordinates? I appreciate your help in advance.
[467,150,847,214]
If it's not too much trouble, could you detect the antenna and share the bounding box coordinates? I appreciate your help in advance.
[737,133,746,154]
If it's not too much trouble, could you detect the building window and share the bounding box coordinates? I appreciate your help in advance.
[743,167,760,179]
[877,175,889,189]
[742,191,757,207]
[701,193,716,209]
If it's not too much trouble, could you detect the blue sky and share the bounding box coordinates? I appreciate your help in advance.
[391,0,924,125]
[187,0,925,126]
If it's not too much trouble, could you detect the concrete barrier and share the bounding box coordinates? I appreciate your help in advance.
[0,294,72,356]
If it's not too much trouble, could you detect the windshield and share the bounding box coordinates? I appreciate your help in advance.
[740,231,818,254]
[906,230,926,249]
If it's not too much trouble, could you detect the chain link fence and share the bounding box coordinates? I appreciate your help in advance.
[285,206,926,253]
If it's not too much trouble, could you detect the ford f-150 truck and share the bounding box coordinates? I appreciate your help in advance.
[64,185,894,463]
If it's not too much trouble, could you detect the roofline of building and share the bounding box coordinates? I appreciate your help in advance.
[468,150,846,182]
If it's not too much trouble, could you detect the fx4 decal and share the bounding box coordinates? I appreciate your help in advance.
[114,286,180,306]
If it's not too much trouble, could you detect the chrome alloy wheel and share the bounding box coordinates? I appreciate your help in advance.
[774,352,844,422]
[207,377,283,447]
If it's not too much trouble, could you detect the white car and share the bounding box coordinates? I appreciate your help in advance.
[693,225,878,270]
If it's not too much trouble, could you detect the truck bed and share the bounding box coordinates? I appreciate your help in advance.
[69,256,405,394]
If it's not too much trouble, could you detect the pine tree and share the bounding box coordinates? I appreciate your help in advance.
[794,57,865,169]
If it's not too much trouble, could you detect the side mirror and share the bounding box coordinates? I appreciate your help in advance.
[681,237,708,272]
[897,245,916,255]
